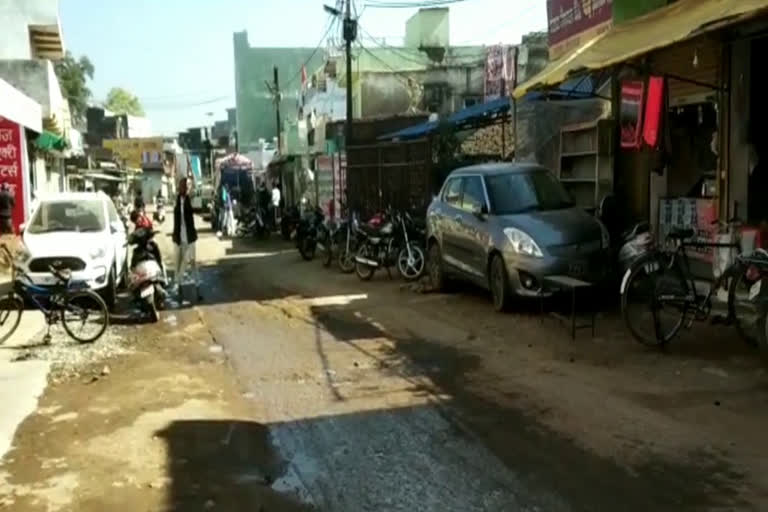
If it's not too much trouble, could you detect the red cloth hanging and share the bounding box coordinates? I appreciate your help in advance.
[643,76,665,148]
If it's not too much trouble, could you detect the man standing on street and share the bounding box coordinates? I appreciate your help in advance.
[172,178,201,301]
[0,183,14,235]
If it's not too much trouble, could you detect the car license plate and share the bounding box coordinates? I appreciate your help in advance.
[140,286,154,298]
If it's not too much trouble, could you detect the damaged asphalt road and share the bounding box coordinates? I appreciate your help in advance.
[194,236,764,511]
[1,229,766,511]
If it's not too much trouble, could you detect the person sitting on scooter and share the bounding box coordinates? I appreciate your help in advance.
[131,205,153,230]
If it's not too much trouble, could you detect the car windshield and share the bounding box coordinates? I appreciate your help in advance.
[485,171,574,215]
[26,200,105,234]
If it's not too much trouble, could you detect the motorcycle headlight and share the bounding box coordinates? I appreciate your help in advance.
[503,228,543,258]
[89,247,106,260]
[599,220,611,249]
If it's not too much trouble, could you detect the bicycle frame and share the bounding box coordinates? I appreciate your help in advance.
[667,237,742,315]
[13,272,86,320]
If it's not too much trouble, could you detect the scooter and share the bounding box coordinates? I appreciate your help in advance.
[126,227,167,323]
[153,197,166,224]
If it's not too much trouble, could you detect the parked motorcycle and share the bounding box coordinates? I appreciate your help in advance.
[281,205,301,241]
[126,227,167,323]
[335,212,362,273]
[153,197,166,224]
[236,205,269,239]
[296,206,327,261]
[354,209,425,281]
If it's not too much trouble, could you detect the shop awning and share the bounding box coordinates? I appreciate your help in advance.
[378,97,511,141]
[84,173,124,182]
[513,0,768,99]
[35,131,68,151]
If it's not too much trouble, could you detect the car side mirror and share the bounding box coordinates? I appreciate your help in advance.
[110,220,123,234]
[473,204,488,219]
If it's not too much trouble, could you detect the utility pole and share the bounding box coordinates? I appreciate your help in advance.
[273,66,282,153]
[343,0,356,150]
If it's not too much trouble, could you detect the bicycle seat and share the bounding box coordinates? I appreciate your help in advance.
[48,264,72,284]
[669,228,695,240]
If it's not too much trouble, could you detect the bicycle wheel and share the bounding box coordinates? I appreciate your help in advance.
[0,295,24,345]
[621,253,689,347]
[728,262,768,347]
[61,290,109,343]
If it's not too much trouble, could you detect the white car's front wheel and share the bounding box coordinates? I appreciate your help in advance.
[104,266,117,312]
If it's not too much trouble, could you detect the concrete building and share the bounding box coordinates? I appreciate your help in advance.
[85,107,153,148]
[0,0,64,60]
[233,32,328,153]
[0,0,70,199]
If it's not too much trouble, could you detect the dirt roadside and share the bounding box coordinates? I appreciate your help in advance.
[0,302,309,511]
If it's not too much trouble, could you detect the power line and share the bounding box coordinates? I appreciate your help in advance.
[283,15,339,89]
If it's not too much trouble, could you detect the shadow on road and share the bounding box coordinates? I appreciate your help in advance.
[156,419,312,512]
[304,300,747,511]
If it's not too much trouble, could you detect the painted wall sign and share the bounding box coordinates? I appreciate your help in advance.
[0,117,26,232]
[548,0,613,60]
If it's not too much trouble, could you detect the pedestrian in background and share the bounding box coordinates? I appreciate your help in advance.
[172,177,201,301]
[271,182,281,226]
[0,183,15,235]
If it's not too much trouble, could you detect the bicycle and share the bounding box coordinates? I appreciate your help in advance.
[620,219,768,347]
[0,245,109,345]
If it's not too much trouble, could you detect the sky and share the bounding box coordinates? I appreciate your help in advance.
[60,0,547,136]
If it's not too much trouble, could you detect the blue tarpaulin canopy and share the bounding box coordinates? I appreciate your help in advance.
[378,96,512,141]
[378,74,607,142]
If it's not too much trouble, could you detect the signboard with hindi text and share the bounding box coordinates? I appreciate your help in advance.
[0,117,26,232]
[548,0,613,60]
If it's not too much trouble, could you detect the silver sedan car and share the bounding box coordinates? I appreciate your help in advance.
[426,163,610,311]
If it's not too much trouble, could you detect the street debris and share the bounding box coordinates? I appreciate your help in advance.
[7,326,133,381]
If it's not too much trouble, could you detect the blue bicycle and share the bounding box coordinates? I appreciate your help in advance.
[0,244,109,345]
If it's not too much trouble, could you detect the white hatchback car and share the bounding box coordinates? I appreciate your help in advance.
[18,192,128,309]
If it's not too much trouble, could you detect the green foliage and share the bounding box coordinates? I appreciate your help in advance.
[54,52,94,126]
[105,87,145,117]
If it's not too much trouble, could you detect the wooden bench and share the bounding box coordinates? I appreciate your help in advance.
[541,275,597,340]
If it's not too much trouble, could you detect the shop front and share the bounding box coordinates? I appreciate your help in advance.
[514,0,768,267]
[0,78,42,233]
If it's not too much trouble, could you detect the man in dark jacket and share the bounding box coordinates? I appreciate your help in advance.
[0,184,15,235]
[172,178,200,300]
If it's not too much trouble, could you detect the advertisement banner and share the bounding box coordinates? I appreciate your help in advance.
[620,80,645,149]
[0,117,25,232]
[189,155,202,182]
[548,0,613,60]
[103,137,164,169]
[484,45,517,101]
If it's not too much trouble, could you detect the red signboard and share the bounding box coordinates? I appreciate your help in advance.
[548,0,613,52]
[0,117,25,233]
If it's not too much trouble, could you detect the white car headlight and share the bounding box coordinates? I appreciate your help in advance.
[599,220,611,249]
[89,247,106,260]
[503,228,543,258]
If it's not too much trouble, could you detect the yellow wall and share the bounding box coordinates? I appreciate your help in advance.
[103,137,164,169]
